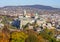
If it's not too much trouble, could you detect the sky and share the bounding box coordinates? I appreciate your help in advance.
[0,0,60,8]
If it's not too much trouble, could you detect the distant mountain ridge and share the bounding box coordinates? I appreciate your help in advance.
[0,5,60,15]
[3,5,60,10]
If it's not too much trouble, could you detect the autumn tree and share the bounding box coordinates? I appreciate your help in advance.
[25,34,39,42]
[10,31,28,42]
[25,30,45,42]
[0,24,10,42]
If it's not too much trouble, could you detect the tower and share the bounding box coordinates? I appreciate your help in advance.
[23,9,27,17]
[35,12,38,19]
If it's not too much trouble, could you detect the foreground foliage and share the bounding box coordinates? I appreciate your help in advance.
[0,25,60,42]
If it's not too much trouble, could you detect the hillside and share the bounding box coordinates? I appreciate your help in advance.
[0,5,60,15]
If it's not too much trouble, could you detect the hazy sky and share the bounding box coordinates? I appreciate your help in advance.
[0,0,60,8]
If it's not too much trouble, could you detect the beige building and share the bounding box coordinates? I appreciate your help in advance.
[20,18,35,29]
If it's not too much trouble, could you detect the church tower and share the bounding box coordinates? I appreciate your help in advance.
[23,9,27,17]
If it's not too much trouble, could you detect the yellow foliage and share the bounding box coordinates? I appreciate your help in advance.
[10,31,28,42]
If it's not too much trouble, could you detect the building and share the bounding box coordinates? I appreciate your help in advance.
[0,23,4,29]
[11,18,20,29]
[56,35,60,41]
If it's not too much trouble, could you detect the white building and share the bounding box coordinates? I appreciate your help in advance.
[56,35,60,41]
[0,23,4,29]
[20,18,35,29]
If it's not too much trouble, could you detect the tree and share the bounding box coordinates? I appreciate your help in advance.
[25,30,45,42]
[49,38,56,42]
[10,31,28,42]
[25,34,39,42]
[0,24,10,42]
[39,28,57,42]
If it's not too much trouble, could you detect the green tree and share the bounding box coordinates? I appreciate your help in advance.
[39,28,57,42]
[49,38,56,42]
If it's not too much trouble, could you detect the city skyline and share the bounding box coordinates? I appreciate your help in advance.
[0,0,60,8]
